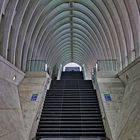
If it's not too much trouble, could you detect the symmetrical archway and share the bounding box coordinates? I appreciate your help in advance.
[0,0,139,76]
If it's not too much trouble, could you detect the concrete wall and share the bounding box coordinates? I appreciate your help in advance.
[0,56,26,140]
[94,72,124,140]
[18,72,51,140]
[95,56,140,140]
[0,55,51,140]
[115,57,140,140]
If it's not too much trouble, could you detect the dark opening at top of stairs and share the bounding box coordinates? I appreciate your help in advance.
[36,71,106,140]
[61,71,84,80]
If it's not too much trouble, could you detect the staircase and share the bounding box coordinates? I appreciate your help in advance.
[36,72,106,140]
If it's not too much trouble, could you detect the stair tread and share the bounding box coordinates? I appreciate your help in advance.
[37,131,106,134]
[38,128,105,132]
[36,72,105,139]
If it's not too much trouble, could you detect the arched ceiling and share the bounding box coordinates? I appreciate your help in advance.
[0,0,140,77]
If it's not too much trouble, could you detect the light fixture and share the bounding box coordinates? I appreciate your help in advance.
[13,75,16,81]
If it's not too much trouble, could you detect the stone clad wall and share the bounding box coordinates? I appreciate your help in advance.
[94,72,124,140]
[95,57,140,140]
[116,57,140,140]
[0,56,51,140]
[18,72,51,140]
[0,79,26,140]
[0,56,26,140]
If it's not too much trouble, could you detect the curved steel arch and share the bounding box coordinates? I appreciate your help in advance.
[43,38,91,64]
[42,39,93,65]
[22,6,72,68]
[37,26,96,61]
[25,1,115,69]
[44,31,97,63]
[47,43,93,67]
[16,0,65,67]
[38,20,107,60]
[0,0,139,77]
[22,1,114,71]
[35,8,110,60]
[41,27,98,59]
[29,8,108,63]
[73,1,119,59]
[27,11,71,61]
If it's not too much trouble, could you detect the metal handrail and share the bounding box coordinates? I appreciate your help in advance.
[26,60,48,72]
[97,59,117,72]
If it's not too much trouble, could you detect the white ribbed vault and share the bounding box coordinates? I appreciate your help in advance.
[0,0,140,76]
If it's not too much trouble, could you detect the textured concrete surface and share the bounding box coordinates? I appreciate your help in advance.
[0,79,26,140]
[0,57,26,140]
[95,57,140,140]
[116,57,140,140]
[0,57,51,140]
[18,72,51,140]
[94,72,124,140]
[0,55,25,85]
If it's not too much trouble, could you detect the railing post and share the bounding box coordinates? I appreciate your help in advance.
[57,64,63,80]
[82,64,87,80]
[26,60,46,72]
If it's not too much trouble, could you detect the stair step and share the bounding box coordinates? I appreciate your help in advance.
[43,105,99,107]
[47,93,97,95]
[38,138,104,140]
[44,103,99,105]
[44,101,99,103]
[44,100,98,102]
[41,114,101,117]
[41,111,101,114]
[42,108,100,111]
[46,97,97,99]
[46,96,97,98]
[40,117,102,121]
[39,120,103,124]
[38,124,104,128]
[36,72,105,139]
[37,131,106,136]
[37,128,105,132]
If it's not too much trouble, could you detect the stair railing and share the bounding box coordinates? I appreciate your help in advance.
[26,60,51,73]
[97,59,117,72]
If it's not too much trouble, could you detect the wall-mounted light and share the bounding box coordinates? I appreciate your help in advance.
[13,75,16,81]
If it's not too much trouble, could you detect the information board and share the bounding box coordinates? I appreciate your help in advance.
[104,94,112,101]
[31,94,38,101]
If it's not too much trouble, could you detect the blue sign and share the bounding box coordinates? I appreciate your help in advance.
[104,94,112,101]
[31,94,38,101]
